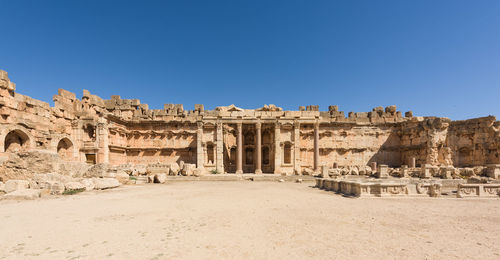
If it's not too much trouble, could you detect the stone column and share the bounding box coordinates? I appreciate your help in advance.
[294,121,301,175]
[97,121,109,164]
[274,122,281,174]
[196,122,204,169]
[216,122,224,173]
[255,122,262,174]
[314,122,319,172]
[236,122,243,174]
[410,157,416,168]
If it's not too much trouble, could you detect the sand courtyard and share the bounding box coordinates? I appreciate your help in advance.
[0,181,499,259]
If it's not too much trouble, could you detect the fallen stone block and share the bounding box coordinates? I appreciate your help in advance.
[154,173,167,184]
[38,181,65,195]
[115,171,130,184]
[93,178,120,190]
[4,180,30,193]
[2,189,41,200]
[64,182,86,193]
[80,178,95,191]
[169,163,180,176]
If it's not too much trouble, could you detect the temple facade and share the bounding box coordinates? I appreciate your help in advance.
[1,70,499,176]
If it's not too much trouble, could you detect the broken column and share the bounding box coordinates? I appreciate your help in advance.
[376,165,389,178]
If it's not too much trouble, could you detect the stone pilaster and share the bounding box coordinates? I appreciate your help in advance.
[196,122,204,169]
[274,122,281,174]
[294,121,301,175]
[97,121,109,164]
[236,122,243,174]
[314,122,319,172]
[255,122,262,174]
[216,122,224,173]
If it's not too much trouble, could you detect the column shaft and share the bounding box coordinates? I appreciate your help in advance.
[274,122,281,174]
[196,122,204,169]
[255,122,262,174]
[294,122,300,175]
[236,122,243,174]
[216,122,224,173]
[314,123,319,172]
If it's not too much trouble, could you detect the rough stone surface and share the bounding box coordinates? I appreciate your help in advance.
[0,69,499,180]
[154,173,167,184]
[115,171,130,184]
[80,178,95,191]
[2,189,41,200]
[4,180,29,193]
[169,163,180,176]
[93,178,120,190]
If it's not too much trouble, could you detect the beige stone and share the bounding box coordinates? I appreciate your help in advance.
[93,178,120,190]
[154,173,167,184]
[80,178,95,191]
[2,189,41,200]
[0,69,499,183]
[4,180,29,193]
[115,171,130,184]
[64,182,86,192]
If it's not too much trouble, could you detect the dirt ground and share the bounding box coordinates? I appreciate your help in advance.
[0,181,499,259]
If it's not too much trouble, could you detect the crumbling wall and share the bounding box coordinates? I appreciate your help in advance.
[318,124,400,168]
[447,116,500,166]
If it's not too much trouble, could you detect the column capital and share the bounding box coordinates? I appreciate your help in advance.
[256,122,262,129]
[197,121,204,128]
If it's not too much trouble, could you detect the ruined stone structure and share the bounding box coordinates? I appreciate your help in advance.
[1,69,500,179]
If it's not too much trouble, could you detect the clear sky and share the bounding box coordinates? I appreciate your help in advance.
[1,0,499,120]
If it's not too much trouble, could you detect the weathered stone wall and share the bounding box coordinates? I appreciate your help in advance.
[1,69,499,178]
[447,116,500,166]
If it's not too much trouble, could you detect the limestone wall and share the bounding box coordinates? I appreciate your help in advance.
[1,69,499,176]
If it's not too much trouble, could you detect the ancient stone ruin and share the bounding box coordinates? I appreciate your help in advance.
[0,69,499,198]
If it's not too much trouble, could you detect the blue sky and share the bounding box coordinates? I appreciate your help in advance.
[1,0,499,120]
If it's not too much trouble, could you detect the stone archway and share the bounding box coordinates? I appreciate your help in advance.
[4,129,29,152]
[57,138,74,161]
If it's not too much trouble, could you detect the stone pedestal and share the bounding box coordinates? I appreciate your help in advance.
[401,165,409,177]
[376,164,389,178]
[487,164,500,179]
[420,164,432,179]
[321,165,329,178]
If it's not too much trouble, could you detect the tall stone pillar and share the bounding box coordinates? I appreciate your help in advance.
[216,122,224,173]
[255,122,262,174]
[274,122,281,174]
[410,157,416,168]
[97,121,109,164]
[196,122,204,169]
[236,122,243,174]
[294,121,301,175]
[314,122,319,172]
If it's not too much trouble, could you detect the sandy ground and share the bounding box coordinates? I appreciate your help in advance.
[0,181,499,260]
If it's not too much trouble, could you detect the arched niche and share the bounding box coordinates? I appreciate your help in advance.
[4,129,30,152]
[57,137,74,161]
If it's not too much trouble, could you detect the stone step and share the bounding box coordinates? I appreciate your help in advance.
[134,176,149,184]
